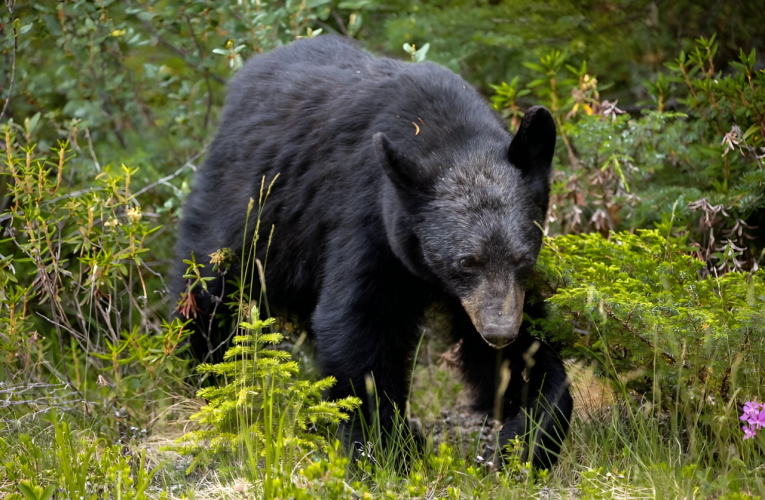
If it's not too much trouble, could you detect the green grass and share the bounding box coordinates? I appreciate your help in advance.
[2,342,764,500]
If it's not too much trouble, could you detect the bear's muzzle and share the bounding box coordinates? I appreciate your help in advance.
[461,279,525,349]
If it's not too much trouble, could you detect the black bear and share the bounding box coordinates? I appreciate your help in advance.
[173,35,572,469]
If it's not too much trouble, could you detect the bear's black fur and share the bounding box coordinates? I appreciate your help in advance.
[173,35,572,469]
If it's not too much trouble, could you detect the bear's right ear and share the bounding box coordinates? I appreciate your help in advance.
[373,132,428,192]
[507,105,556,176]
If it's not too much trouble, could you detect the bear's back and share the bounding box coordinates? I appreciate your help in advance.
[245,35,374,70]
[224,36,399,109]
[215,36,507,169]
[178,36,511,308]
[221,36,497,127]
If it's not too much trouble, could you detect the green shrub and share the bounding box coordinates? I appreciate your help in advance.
[0,126,189,422]
[535,224,764,402]
[491,37,764,277]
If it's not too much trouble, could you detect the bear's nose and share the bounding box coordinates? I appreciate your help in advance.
[479,323,520,349]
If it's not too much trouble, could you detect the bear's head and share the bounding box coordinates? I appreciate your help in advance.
[374,106,556,348]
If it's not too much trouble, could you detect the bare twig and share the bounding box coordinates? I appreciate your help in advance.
[138,257,169,294]
[131,147,205,198]
[0,381,94,423]
[602,305,689,367]
[0,3,18,123]
[206,272,226,348]
[44,272,78,390]
[0,390,82,408]
[84,127,101,171]
[315,21,341,36]
[330,9,350,37]
[184,15,215,130]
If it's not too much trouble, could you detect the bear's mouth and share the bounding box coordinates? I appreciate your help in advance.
[461,281,525,349]
[477,332,516,349]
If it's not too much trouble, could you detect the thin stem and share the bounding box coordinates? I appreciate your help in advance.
[0,9,18,123]
[184,14,214,130]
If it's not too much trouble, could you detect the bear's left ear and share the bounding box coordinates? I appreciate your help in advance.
[507,105,556,175]
[373,132,429,192]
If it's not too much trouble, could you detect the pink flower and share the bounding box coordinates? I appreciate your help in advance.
[743,401,762,415]
[743,425,757,440]
[741,401,764,439]
[751,410,765,429]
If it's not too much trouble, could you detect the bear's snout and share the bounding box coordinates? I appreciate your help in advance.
[461,280,525,349]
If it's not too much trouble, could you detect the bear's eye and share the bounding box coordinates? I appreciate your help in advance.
[459,256,481,269]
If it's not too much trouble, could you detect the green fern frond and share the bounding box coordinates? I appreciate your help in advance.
[177,316,361,462]
[258,333,284,344]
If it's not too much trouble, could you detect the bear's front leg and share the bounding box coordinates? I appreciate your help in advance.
[494,339,572,469]
[455,310,573,469]
[310,258,429,463]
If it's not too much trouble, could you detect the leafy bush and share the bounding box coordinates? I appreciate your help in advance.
[0,125,191,431]
[491,36,764,271]
[535,225,764,401]
[362,0,765,96]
